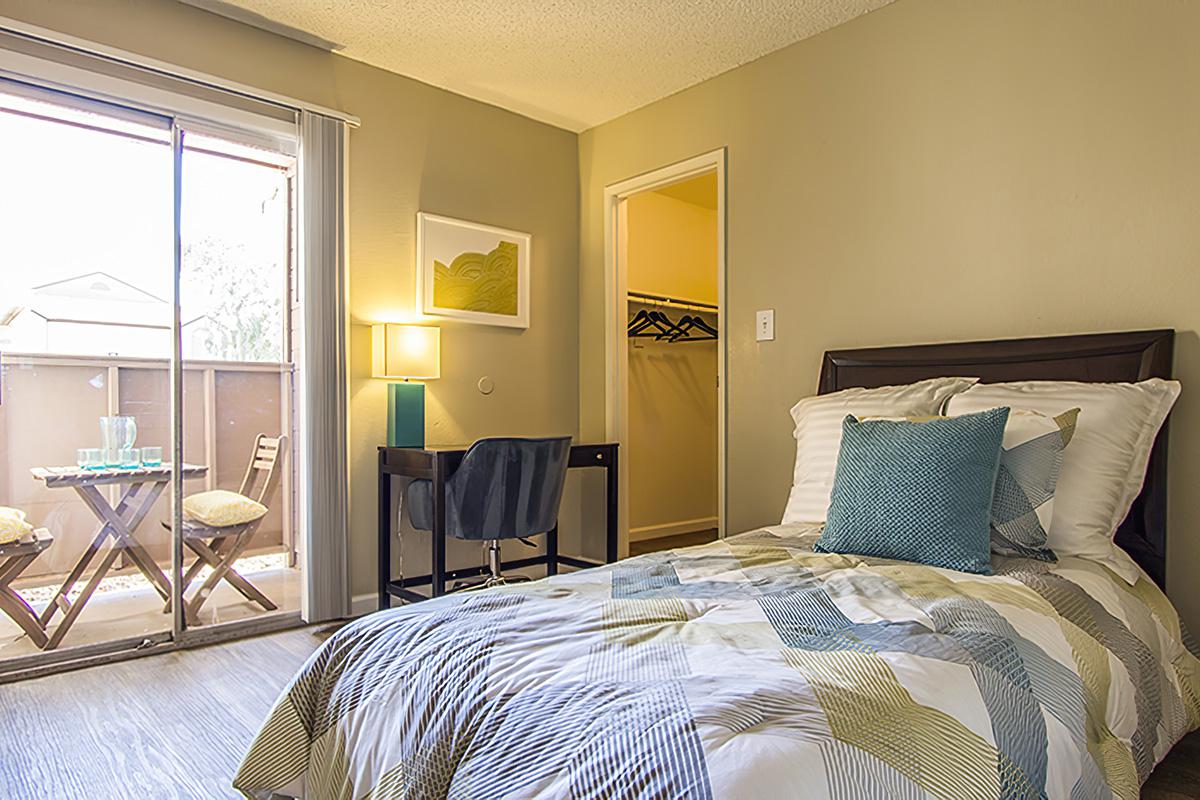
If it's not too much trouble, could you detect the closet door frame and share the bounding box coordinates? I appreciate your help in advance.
[602,148,727,557]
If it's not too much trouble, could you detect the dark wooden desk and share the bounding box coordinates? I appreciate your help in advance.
[378,442,618,608]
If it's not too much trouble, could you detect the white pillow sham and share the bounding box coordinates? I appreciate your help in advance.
[781,376,979,524]
[946,378,1180,583]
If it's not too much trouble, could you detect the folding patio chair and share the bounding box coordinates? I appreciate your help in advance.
[165,434,288,624]
[0,528,52,649]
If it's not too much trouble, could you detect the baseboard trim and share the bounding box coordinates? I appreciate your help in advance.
[629,517,719,543]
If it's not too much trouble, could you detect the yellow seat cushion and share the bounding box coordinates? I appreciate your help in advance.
[182,490,268,528]
[0,507,34,545]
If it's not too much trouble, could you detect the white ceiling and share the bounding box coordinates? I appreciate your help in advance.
[204,0,895,132]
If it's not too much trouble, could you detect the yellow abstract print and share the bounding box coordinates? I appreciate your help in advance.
[432,240,519,316]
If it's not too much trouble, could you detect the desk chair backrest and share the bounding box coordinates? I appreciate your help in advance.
[446,436,572,541]
[239,434,288,508]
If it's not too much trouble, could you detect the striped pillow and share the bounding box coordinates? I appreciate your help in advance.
[947,379,1180,584]
[781,377,978,524]
[989,408,1078,560]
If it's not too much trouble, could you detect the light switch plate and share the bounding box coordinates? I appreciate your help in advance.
[756,309,775,342]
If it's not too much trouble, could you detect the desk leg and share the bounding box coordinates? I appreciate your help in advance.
[605,449,619,564]
[546,525,558,576]
[378,451,391,611]
[431,453,447,597]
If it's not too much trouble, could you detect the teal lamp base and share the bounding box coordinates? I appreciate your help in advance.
[387,382,425,448]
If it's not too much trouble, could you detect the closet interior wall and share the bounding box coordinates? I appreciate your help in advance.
[625,176,719,542]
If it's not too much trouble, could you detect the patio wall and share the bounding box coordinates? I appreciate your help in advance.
[0,353,293,582]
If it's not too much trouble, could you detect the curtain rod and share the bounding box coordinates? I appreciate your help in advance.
[0,15,361,127]
[628,291,718,313]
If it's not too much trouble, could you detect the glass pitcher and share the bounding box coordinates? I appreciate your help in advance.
[99,416,138,467]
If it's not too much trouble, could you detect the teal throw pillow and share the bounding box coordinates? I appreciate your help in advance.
[813,407,1010,574]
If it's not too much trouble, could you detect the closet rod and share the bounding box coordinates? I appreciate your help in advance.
[627,291,718,313]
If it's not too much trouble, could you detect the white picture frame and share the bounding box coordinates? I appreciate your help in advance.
[416,212,531,329]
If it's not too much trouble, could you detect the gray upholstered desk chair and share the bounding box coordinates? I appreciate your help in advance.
[406,436,572,589]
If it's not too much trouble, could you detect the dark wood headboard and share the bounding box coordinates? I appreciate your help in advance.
[817,330,1175,587]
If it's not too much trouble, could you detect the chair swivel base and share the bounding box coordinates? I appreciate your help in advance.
[450,573,532,592]
[448,539,533,593]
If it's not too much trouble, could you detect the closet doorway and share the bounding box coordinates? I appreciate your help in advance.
[603,149,726,558]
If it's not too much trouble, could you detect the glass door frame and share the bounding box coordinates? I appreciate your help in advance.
[0,85,303,682]
[169,117,304,649]
[169,120,185,643]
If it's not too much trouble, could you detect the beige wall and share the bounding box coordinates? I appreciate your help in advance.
[0,0,581,598]
[626,186,718,536]
[579,0,1200,628]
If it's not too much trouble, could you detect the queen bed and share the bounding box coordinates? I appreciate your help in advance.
[234,330,1200,800]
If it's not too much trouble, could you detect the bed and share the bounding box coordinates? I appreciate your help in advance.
[235,330,1200,800]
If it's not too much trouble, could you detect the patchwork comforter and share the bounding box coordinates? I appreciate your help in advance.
[234,524,1200,799]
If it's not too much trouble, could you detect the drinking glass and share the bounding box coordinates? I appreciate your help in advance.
[141,446,163,467]
[118,448,141,469]
[76,448,104,470]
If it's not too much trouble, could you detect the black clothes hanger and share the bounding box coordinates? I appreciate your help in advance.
[628,296,717,342]
[689,316,718,337]
[630,308,679,339]
[629,308,671,337]
[667,314,695,341]
[650,311,682,339]
[665,313,717,342]
[627,308,653,334]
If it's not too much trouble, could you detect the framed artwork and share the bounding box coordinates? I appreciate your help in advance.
[416,212,531,329]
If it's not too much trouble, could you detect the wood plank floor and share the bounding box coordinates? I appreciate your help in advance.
[0,625,331,800]
[0,609,1197,798]
[629,528,719,556]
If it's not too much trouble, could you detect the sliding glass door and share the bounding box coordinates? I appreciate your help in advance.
[0,79,300,674]
[177,126,300,631]
[0,82,176,665]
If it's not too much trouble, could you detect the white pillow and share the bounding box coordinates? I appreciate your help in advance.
[781,376,979,524]
[946,378,1180,583]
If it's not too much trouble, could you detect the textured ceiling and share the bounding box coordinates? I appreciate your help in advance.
[207,0,895,131]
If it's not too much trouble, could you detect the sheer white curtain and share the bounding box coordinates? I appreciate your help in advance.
[298,110,350,622]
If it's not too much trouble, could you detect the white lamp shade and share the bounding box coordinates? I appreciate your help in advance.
[372,324,440,379]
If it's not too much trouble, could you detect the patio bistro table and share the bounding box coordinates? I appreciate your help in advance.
[30,463,208,650]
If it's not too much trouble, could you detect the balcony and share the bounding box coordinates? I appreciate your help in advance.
[0,352,300,662]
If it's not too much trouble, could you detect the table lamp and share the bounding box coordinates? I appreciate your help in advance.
[372,324,440,447]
